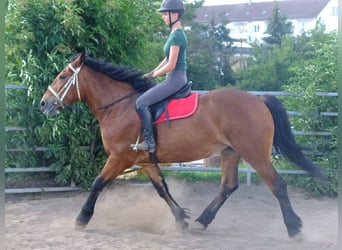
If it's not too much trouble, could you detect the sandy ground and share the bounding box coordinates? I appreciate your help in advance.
[5,179,337,250]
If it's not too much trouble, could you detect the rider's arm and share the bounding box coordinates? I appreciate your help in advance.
[152,45,180,78]
[153,58,167,72]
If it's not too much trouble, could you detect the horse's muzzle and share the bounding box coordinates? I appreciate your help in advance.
[40,97,60,116]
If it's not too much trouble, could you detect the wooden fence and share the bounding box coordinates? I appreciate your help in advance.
[5,85,337,194]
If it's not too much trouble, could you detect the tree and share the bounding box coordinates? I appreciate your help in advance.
[234,2,295,90]
[263,2,293,46]
[234,37,300,91]
[235,21,333,91]
[186,21,235,90]
[282,30,337,196]
[182,0,204,27]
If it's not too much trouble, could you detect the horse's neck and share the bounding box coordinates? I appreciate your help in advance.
[80,70,135,121]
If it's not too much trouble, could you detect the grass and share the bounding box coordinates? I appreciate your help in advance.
[120,168,262,185]
[119,157,317,189]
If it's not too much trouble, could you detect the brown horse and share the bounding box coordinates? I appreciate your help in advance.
[40,52,323,237]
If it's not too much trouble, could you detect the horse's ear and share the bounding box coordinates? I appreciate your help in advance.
[80,49,86,63]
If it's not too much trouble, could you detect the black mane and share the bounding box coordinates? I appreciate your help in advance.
[70,54,155,92]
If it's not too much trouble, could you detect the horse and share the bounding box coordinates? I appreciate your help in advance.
[40,51,323,237]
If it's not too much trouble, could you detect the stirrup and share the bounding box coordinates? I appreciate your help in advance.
[130,141,156,153]
[134,141,155,153]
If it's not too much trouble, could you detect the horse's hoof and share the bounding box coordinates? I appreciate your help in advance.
[176,220,189,233]
[75,210,92,230]
[289,230,303,241]
[183,208,191,219]
[192,221,207,230]
[74,220,88,230]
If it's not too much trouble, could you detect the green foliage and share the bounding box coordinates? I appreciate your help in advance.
[187,21,235,90]
[283,30,337,137]
[235,21,331,91]
[282,31,337,196]
[181,0,204,27]
[235,39,299,90]
[263,2,293,45]
[124,170,261,185]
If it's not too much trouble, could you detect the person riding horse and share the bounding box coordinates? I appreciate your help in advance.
[40,0,324,238]
[131,0,188,153]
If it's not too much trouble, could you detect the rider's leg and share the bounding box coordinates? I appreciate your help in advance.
[132,70,187,153]
[134,105,156,153]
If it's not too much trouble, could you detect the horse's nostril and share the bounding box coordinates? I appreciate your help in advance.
[40,100,45,107]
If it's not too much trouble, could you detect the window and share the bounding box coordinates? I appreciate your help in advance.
[238,23,247,33]
[298,20,310,32]
[331,7,338,16]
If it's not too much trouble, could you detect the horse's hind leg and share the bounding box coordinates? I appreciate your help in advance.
[255,161,302,237]
[195,148,240,229]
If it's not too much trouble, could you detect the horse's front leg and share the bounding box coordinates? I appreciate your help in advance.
[75,156,126,229]
[142,164,190,230]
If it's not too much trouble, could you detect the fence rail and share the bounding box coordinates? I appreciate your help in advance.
[5,85,337,194]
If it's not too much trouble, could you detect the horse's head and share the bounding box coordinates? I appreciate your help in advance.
[40,52,85,116]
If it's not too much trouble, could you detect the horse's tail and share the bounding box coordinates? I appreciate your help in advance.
[262,95,324,180]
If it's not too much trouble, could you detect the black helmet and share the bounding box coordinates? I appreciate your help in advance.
[158,0,185,16]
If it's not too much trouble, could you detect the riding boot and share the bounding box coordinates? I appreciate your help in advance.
[134,106,156,153]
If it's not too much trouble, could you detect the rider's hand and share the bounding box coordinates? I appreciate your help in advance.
[142,71,154,80]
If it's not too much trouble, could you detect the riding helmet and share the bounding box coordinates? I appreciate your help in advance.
[158,0,185,16]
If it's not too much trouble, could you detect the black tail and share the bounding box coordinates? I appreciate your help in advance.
[262,95,324,180]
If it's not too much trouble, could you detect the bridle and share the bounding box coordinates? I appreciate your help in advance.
[48,63,83,108]
[47,62,150,111]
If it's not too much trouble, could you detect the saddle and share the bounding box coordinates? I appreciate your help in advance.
[150,81,192,126]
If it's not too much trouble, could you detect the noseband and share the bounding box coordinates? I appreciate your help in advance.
[48,63,83,108]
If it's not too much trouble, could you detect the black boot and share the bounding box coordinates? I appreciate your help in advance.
[132,106,156,153]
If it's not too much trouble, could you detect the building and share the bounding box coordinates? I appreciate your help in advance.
[193,0,338,43]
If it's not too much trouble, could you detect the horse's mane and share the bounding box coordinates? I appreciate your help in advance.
[70,53,156,93]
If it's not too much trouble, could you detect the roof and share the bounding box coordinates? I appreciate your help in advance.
[193,0,331,23]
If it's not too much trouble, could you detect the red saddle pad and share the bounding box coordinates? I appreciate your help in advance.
[154,92,199,124]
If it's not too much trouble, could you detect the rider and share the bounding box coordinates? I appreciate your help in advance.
[132,0,188,153]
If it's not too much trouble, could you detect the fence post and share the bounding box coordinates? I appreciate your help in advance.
[245,162,252,186]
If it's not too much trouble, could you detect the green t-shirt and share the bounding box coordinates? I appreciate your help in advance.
[163,29,187,70]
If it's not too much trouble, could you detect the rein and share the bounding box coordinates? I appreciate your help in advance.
[48,63,82,108]
[98,90,137,110]
[97,84,153,110]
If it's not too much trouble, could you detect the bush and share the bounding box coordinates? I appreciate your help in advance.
[282,30,337,196]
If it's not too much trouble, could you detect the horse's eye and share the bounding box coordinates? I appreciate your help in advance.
[59,75,67,80]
